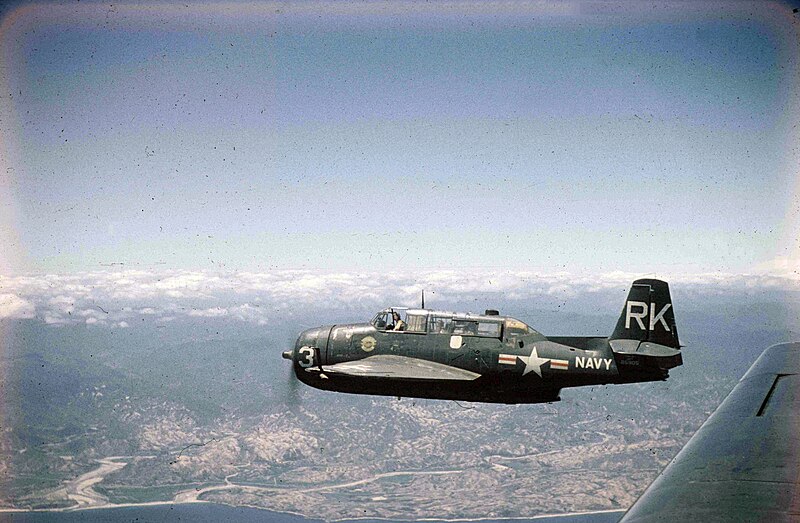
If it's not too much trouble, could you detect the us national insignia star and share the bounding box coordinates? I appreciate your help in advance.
[519,345,549,377]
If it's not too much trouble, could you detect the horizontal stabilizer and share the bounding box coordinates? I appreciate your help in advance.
[610,340,683,370]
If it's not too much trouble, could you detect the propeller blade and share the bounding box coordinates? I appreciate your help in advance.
[286,368,300,406]
[283,348,301,407]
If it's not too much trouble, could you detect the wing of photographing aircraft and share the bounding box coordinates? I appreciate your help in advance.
[619,342,800,522]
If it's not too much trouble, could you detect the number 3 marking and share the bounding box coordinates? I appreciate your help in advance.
[298,347,316,368]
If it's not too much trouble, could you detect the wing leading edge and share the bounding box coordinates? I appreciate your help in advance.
[620,342,800,522]
[317,355,481,381]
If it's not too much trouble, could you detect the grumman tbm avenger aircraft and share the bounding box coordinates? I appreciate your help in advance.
[282,279,682,404]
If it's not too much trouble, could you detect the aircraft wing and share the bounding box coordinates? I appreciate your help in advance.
[620,342,800,522]
[318,355,481,381]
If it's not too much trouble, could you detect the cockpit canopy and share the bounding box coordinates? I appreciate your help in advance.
[370,308,535,338]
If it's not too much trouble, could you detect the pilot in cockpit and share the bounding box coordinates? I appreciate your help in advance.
[391,310,406,331]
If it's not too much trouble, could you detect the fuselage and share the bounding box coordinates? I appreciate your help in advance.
[286,308,681,404]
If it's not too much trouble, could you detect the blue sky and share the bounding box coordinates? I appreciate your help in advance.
[1,1,799,274]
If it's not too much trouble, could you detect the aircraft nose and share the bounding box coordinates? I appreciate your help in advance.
[291,326,331,366]
[297,326,329,348]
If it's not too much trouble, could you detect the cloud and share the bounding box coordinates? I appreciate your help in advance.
[48,295,76,314]
[0,268,797,328]
[755,256,800,279]
[0,293,35,319]
[188,307,229,318]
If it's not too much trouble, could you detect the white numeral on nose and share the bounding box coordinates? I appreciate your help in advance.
[298,347,316,368]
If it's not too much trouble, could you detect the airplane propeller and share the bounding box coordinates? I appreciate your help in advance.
[282,348,301,406]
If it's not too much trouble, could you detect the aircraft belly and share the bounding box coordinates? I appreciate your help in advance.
[306,373,561,404]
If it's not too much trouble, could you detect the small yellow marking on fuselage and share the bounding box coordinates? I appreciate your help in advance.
[361,336,377,352]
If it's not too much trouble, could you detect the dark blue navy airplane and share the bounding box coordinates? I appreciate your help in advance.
[283,279,682,404]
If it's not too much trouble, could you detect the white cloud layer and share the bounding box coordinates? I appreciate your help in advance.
[0,293,35,319]
[0,268,797,328]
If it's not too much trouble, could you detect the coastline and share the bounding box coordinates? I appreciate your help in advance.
[0,457,625,522]
[0,503,626,522]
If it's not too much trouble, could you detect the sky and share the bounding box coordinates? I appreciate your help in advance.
[1,1,799,276]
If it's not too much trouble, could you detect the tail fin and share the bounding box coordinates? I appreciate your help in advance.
[611,279,680,349]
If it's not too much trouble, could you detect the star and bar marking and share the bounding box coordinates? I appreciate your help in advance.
[499,345,569,377]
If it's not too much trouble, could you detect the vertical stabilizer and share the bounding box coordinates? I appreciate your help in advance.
[611,279,679,349]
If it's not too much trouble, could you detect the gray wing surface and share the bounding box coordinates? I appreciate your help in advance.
[319,355,481,381]
[620,342,800,522]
